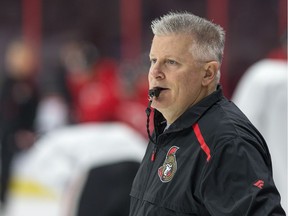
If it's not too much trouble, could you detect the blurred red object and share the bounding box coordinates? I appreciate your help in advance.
[67,58,121,123]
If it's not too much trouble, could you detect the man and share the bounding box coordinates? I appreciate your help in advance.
[129,12,285,215]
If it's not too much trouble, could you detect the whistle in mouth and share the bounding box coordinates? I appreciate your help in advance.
[148,87,161,99]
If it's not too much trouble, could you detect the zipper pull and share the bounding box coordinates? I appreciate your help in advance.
[151,146,158,162]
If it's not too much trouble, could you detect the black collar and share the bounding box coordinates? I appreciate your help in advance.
[154,85,224,134]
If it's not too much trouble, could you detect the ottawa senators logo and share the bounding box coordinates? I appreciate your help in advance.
[158,146,179,183]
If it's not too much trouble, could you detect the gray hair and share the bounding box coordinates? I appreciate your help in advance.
[151,12,225,82]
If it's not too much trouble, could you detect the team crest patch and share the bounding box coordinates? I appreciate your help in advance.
[158,146,179,183]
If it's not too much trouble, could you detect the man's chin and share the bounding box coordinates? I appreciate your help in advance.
[151,100,170,111]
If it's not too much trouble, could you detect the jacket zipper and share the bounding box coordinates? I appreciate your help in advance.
[139,143,157,201]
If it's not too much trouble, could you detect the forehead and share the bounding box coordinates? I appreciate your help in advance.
[150,34,194,57]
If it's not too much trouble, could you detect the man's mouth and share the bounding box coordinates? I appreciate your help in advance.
[155,87,169,93]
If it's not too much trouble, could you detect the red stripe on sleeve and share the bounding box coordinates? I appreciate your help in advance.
[192,123,211,162]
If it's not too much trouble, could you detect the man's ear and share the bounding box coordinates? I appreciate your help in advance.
[202,61,219,86]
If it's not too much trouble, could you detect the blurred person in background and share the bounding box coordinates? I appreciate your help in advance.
[2,39,149,216]
[62,123,146,216]
[35,39,121,135]
[232,31,287,212]
[59,40,121,123]
[3,122,146,216]
[0,39,39,206]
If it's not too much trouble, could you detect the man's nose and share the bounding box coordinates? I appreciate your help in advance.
[149,63,164,79]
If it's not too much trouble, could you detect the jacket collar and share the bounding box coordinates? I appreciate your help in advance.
[154,85,224,134]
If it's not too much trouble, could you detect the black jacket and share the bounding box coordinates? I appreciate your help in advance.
[129,87,285,216]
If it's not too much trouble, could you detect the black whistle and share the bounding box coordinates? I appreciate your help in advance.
[146,88,161,144]
[148,87,161,99]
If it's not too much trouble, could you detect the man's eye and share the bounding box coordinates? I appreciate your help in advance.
[150,59,157,64]
[167,60,176,65]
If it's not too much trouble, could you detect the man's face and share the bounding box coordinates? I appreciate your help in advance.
[149,34,206,122]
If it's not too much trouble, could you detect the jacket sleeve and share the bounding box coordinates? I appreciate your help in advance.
[199,137,285,216]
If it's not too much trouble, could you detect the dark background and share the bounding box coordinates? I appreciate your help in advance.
[0,0,286,98]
